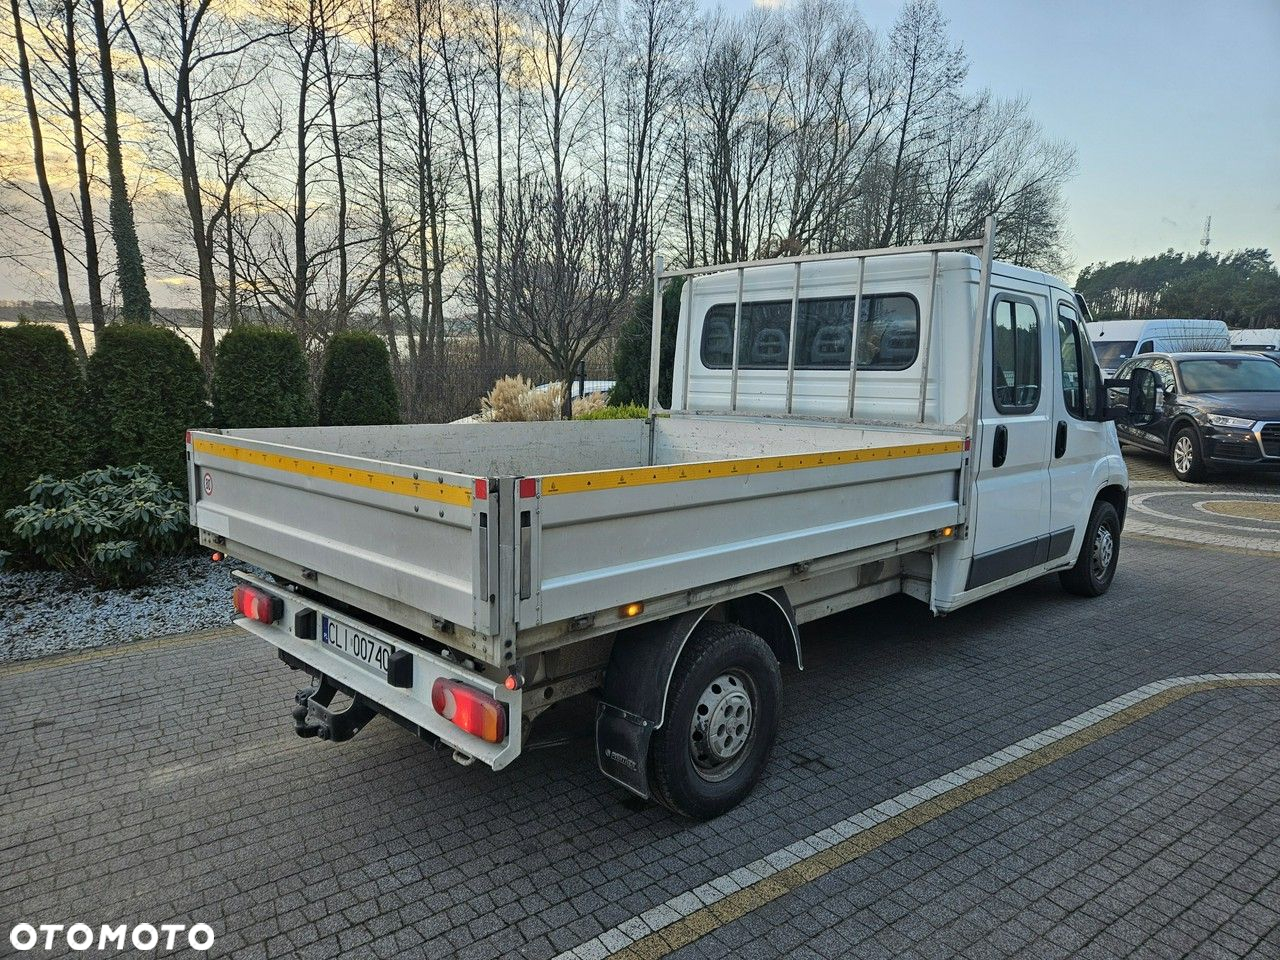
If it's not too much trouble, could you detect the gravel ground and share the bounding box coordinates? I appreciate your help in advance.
[0,555,251,663]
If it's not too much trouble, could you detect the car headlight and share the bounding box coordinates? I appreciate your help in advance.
[1207,414,1254,429]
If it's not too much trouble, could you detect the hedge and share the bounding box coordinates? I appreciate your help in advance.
[0,324,90,544]
[86,324,208,487]
[609,276,684,407]
[317,331,400,426]
[575,403,649,420]
[213,326,313,428]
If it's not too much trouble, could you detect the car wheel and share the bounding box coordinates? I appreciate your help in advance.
[649,622,781,820]
[1060,500,1120,598]
[1170,425,1206,482]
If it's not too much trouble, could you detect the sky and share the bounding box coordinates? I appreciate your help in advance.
[2,0,1277,304]
[739,0,1280,274]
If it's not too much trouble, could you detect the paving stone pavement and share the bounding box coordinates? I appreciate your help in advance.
[1123,448,1280,554]
[2,536,1279,959]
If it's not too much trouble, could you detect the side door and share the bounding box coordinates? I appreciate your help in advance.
[967,288,1054,590]
[1143,357,1178,449]
[1049,300,1110,564]
[1112,357,1155,450]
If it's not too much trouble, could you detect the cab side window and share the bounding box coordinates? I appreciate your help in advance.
[1057,309,1083,418]
[1057,304,1100,419]
[1137,340,1154,354]
[992,297,1041,413]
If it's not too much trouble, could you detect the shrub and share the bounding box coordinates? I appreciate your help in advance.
[86,325,208,487]
[571,392,607,417]
[575,403,649,421]
[212,326,313,428]
[610,275,684,407]
[4,465,188,588]
[318,331,400,425]
[480,375,564,421]
[0,324,90,545]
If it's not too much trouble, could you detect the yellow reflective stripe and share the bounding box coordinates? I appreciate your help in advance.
[192,437,473,508]
[539,440,965,496]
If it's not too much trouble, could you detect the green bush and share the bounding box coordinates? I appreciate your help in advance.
[610,276,684,408]
[86,325,208,487]
[213,326,313,428]
[317,331,400,425]
[0,324,90,542]
[575,403,649,420]
[4,465,187,588]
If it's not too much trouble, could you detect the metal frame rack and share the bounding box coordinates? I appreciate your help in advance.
[647,216,997,436]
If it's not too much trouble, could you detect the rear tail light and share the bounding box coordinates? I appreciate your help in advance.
[233,585,283,624]
[431,679,506,743]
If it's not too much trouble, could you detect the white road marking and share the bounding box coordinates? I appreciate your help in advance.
[557,673,1280,960]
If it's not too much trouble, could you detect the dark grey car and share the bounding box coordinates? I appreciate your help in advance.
[1110,352,1280,481]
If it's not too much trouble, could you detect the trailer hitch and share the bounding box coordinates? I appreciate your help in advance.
[292,678,378,742]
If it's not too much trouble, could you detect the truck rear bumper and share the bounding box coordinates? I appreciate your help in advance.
[233,572,522,769]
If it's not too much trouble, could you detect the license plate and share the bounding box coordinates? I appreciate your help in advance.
[321,616,394,676]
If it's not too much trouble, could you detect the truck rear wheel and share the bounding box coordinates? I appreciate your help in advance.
[649,622,782,820]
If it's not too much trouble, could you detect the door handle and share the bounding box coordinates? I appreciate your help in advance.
[1055,420,1068,458]
[992,425,1008,468]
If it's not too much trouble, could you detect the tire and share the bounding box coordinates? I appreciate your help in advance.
[1059,500,1120,597]
[649,622,782,820]
[1170,425,1207,482]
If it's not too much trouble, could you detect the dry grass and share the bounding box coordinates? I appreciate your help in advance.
[571,392,607,417]
[477,377,612,421]
[480,375,564,421]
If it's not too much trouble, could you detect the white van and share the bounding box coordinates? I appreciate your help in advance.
[1230,328,1280,353]
[1086,318,1230,377]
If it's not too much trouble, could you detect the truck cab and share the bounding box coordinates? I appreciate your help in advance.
[672,252,1127,609]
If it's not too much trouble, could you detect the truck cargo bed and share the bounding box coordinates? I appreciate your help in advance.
[188,415,966,664]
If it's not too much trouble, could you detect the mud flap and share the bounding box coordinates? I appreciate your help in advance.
[594,610,704,799]
[596,703,657,798]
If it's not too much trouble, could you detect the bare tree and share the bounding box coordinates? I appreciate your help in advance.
[316,0,356,330]
[6,0,87,359]
[122,0,279,371]
[876,0,966,247]
[20,0,108,333]
[610,0,685,278]
[695,11,790,261]
[500,185,632,415]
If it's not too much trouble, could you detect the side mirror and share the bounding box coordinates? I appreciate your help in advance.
[1106,367,1159,426]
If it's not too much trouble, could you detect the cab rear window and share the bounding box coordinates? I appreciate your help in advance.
[700,294,919,371]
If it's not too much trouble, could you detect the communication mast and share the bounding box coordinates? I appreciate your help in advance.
[1200,215,1211,251]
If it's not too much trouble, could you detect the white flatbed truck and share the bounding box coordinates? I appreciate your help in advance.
[187,220,1159,819]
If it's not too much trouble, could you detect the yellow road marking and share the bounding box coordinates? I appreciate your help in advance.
[1201,500,1280,522]
[572,676,1280,960]
[192,436,472,508]
[539,440,965,495]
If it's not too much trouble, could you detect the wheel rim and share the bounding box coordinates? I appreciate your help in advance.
[1091,523,1115,583]
[1172,435,1194,475]
[689,670,755,782]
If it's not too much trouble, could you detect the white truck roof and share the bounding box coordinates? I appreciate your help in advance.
[1230,328,1280,350]
[1086,318,1229,340]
